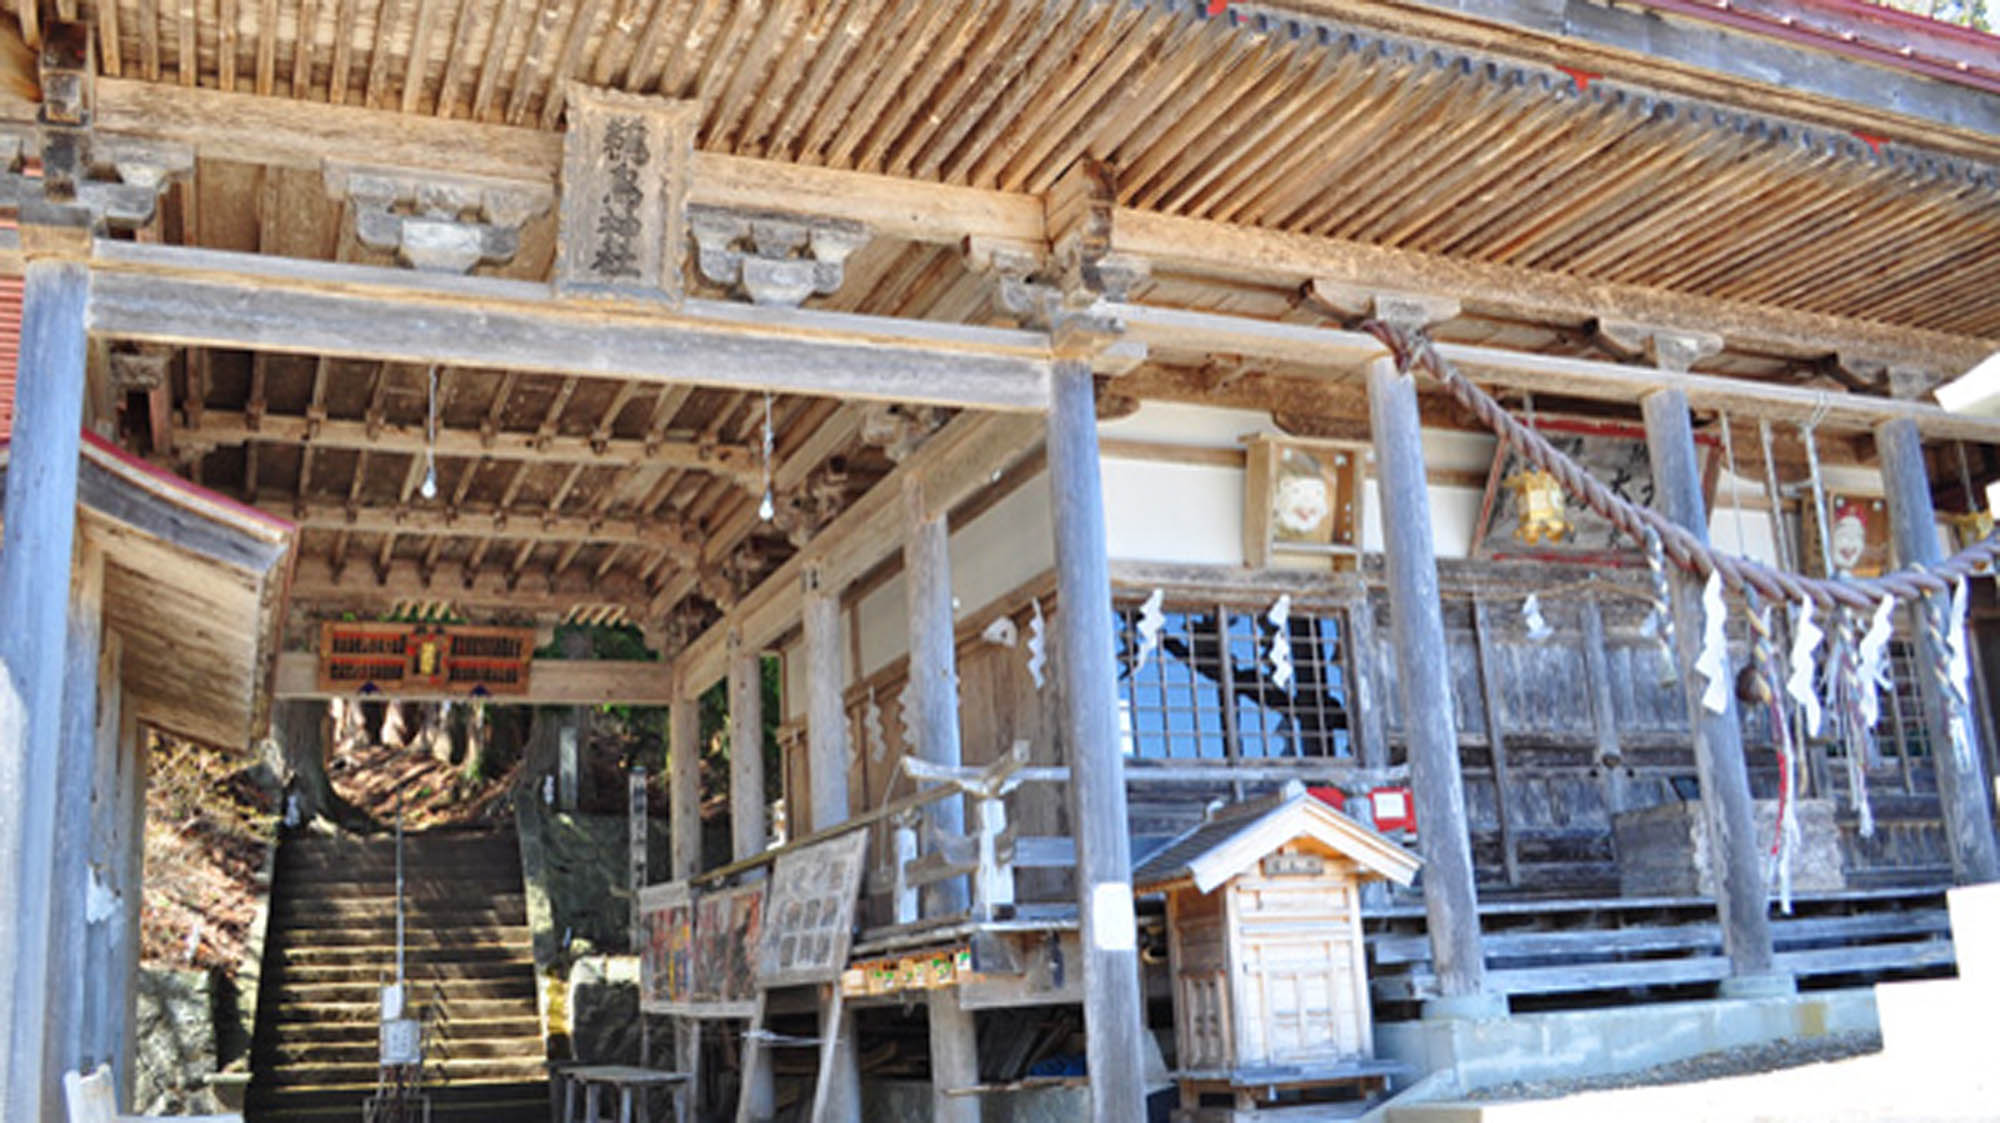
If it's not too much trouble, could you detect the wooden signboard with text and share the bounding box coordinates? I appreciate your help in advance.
[555,83,697,305]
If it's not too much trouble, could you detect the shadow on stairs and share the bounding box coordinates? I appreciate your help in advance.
[246,828,547,1122]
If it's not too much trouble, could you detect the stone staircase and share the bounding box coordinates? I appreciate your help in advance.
[247,829,547,1122]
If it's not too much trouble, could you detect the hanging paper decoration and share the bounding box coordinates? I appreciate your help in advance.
[1942,579,1977,771]
[1520,593,1553,642]
[1695,572,1731,714]
[896,687,917,757]
[757,392,776,522]
[1026,599,1048,690]
[1266,595,1294,692]
[863,688,887,764]
[1640,525,1677,685]
[1785,598,1824,738]
[1134,589,1166,672]
[1855,596,1895,731]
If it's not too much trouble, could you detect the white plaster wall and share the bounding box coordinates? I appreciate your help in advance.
[843,469,1055,682]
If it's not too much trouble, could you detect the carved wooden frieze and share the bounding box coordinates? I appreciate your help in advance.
[556,83,698,304]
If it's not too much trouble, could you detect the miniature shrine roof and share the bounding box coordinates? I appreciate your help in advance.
[1132,782,1422,893]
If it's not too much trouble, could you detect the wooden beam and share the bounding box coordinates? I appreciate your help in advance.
[67,79,1047,246]
[273,498,701,554]
[674,411,1044,692]
[187,411,763,486]
[1113,210,1993,373]
[287,555,655,617]
[273,652,672,704]
[1108,302,2000,442]
[0,79,1978,374]
[81,242,1055,412]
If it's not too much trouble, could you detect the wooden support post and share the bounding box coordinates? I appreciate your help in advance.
[728,636,768,864]
[667,691,701,1105]
[1877,418,2000,884]
[1580,597,1629,815]
[902,478,979,1123]
[903,477,969,915]
[47,539,105,1095]
[114,700,146,1107]
[669,696,702,880]
[1641,389,1789,996]
[801,569,860,1123]
[1469,600,1520,887]
[84,632,124,1077]
[725,638,774,1121]
[1366,355,1496,1018]
[1348,593,1389,771]
[0,259,90,1123]
[1048,359,1150,1121]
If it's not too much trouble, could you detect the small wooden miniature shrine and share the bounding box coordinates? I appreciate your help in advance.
[1134,783,1421,1122]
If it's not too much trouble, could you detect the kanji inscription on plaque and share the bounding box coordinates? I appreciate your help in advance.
[556,83,696,303]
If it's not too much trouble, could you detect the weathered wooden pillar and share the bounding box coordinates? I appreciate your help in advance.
[1642,389,1789,994]
[48,540,105,1097]
[1365,355,1498,1018]
[902,480,980,1122]
[725,638,774,1120]
[114,702,146,1106]
[0,259,91,1123]
[665,686,702,1097]
[902,476,968,913]
[84,633,126,1081]
[801,568,861,1123]
[1876,418,2000,884]
[668,689,703,881]
[1580,597,1629,815]
[1047,360,1148,1121]
[728,635,768,863]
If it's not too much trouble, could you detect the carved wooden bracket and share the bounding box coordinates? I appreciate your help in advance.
[1594,319,1725,374]
[326,163,553,273]
[1307,280,1460,334]
[1,23,189,244]
[106,345,172,392]
[687,204,870,306]
[860,403,945,463]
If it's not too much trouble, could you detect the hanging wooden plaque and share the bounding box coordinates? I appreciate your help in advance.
[316,621,535,695]
[555,83,697,305]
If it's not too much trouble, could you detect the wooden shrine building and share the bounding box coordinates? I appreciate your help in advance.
[0,0,1998,1120]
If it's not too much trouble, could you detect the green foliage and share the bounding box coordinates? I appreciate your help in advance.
[1876,0,1991,31]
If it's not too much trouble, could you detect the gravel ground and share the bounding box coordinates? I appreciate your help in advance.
[1465,1031,1885,1102]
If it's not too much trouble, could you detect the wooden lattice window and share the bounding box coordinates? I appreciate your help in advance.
[1112,601,1353,761]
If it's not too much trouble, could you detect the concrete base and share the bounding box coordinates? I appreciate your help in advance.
[1716,972,1797,1000]
[1375,987,1877,1096]
[1419,993,1509,1022]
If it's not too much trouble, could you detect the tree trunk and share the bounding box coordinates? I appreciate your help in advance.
[270,701,378,833]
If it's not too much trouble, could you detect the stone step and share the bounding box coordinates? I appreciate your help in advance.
[263,997,541,1024]
[271,874,523,899]
[272,1015,544,1045]
[270,895,527,924]
[270,924,531,950]
[278,955,536,985]
[260,1034,547,1068]
[251,1056,549,1090]
[277,940,529,968]
[271,974,538,1005]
